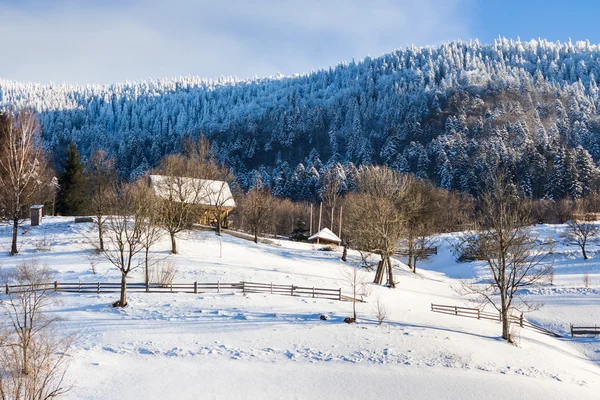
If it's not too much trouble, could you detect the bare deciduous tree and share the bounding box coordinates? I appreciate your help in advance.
[373,297,389,325]
[99,183,147,307]
[339,266,366,323]
[344,167,423,288]
[560,219,599,260]
[134,180,165,285]
[457,173,553,342]
[87,150,117,251]
[0,263,73,399]
[153,155,208,254]
[239,181,274,244]
[0,109,50,255]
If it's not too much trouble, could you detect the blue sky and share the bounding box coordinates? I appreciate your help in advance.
[0,0,598,84]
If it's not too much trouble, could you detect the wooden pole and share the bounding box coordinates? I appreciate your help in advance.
[317,202,322,244]
[309,204,313,235]
[338,206,343,239]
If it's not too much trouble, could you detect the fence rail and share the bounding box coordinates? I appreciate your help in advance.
[570,325,600,337]
[431,303,561,338]
[4,281,345,301]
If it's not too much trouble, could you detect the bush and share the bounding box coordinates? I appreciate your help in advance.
[149,261,178,287]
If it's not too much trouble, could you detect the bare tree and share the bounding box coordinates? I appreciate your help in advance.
[373,297,389,325]
[99,183,146,307]
[320,165,345,231]
[457,172,553,342]
[239,181,275,244]
[153,155,208,254]
[134,180,164,285]
[0,263,72,399]
[87,150,117,251]
[206,174,236,236]
[344,167,423,288]
[560,219,599,260]
[339,266,366,322]
[0,109,49,255]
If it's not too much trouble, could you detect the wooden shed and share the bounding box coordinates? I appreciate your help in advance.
[308,228,341,245]
[30,205,44,226]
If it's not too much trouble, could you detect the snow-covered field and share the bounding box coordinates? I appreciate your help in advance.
[1,218,599,399]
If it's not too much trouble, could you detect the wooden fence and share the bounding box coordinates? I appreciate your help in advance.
[431,303,561,338]
[394,247,438,257]
[570,325,600,337]
[4,281,344,301]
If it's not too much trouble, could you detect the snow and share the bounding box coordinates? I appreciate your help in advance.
[1,217,599,399]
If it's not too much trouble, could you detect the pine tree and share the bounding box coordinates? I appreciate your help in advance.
[57,143,88,215]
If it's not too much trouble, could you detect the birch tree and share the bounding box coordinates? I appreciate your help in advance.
[0,109,49,256]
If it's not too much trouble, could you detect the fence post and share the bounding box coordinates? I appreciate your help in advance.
[194,281,198,294]
[170,282,173,293]
[570,324,574,338]
[477,309,480,319]
[78,280,81,293]
[97,282,100,294]
[242,281,245,294]
[291,285,294,296]
[312,287,315,298]
[338,288,342,301]
[520,313,524,328]
[454,306,458,315]
[218,280,220,293]
[54,281,58,292]
[146,282,149,293]
[270,282,273,294]
[5,283,8,295]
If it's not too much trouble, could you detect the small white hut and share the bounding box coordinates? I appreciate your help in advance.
[308,228,341,245]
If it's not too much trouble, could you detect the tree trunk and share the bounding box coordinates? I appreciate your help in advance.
[145,248,150,285]
[119,273,128,307]
[501,294,509,341]
[253,228,258,244]
[341,245,347,262]
[387,255,395,288]
[582,245,588,260]
[98,220,104,251]
[11,217,18,255]
[413,256,418,274]
[170,232,177,254]
[216,213,222,236]
[373,258,384,285]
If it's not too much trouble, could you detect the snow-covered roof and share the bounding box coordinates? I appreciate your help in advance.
[148,175,236,208]
[30,205,44,209]
[308,228,341,244]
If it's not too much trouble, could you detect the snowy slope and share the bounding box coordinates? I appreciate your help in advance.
[0,218,599,399]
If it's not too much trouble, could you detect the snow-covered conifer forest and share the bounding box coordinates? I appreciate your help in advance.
[3,38,600,199]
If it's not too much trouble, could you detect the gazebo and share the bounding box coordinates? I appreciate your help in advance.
[308,228,341,245]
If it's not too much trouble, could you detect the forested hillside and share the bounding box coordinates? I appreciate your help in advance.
[2,38,600,200]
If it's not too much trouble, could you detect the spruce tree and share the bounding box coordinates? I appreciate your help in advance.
[57,143,88,215]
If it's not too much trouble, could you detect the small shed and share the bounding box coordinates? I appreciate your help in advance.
[30,205,44,226]
[308,228,341,245]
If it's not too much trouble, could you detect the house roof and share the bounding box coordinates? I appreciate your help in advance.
[148,175,236,208]
[308,228,341,244]
[30,205,44,209]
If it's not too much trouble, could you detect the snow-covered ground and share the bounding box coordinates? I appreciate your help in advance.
[1,217,599,399]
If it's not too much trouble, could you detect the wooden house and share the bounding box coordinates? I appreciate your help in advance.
[147,175,236,227]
